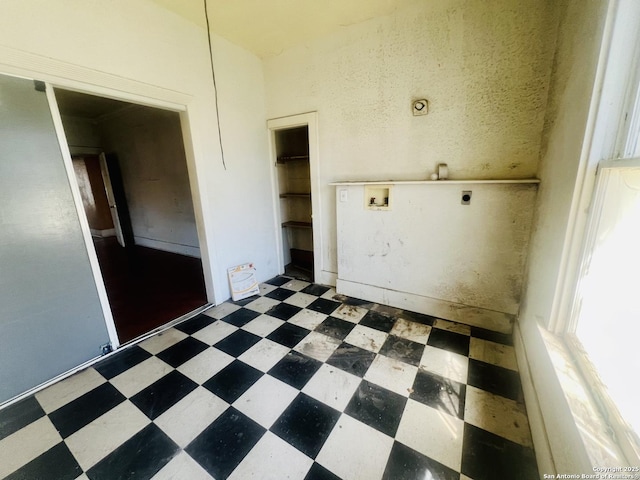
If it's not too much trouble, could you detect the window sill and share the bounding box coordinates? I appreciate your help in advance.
[539,327,639,468]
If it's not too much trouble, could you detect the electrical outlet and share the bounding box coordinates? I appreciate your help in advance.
[461,190,472,205]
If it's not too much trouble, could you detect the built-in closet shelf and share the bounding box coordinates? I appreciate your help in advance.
[274,124,313,281]
[277,155,309,164]
[280,193,311,198]
[282,221,312,229]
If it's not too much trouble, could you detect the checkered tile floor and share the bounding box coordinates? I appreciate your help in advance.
[0,276,539,480]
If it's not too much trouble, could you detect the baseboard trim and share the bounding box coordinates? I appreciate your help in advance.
[336,278,514,333]
[514,322,556,476]
[134,236,200,258]
[317,270,338,287]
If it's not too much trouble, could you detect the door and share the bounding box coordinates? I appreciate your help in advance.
[99,153,135,248]
[0,73,110,404]
[99,153,125,246]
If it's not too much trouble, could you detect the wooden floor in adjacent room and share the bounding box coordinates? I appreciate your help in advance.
[93,237,208,343]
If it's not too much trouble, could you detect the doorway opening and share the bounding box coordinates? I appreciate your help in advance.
[274,126,314,281]
[56,88,208,343]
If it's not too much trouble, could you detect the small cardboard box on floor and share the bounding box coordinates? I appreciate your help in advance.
[228,263,260,301]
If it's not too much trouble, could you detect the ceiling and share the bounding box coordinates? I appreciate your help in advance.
[151,0,422,58]
[54,0,421,118]
[54,88,133,120]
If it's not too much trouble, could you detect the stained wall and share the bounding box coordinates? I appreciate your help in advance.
[263,0,561,280]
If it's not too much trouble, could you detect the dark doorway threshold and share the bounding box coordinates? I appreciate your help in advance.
[93,237,208,343]
[284,263,313,282]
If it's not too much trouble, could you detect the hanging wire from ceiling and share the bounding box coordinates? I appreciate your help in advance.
[203,0,227,170]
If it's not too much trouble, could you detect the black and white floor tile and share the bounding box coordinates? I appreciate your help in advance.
[0,276,539,480]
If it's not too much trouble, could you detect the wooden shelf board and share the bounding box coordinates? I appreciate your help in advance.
[279,193,311,198]
[277,155,309,164]
[282,221,312,229]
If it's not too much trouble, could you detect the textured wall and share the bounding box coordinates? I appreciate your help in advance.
[519,0,609,329]
[264,0,560,275]
[517,0,611,474]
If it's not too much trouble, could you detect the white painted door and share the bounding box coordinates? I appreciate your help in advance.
[99,152,125,247]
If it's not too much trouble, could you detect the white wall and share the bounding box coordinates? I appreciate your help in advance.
[60,107,203,257]
[0,0,276,304]
[336,181,538,331]
[263,0,560,279]
[517,0,611,473]
[60,108,201,256]
[207,35,279,279]
[100,106,200,257]
[60,115,101,150]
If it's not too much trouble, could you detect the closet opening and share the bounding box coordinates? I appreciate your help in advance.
[275,126,314,281]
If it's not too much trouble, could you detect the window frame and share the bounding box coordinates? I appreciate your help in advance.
[552,0,640,465]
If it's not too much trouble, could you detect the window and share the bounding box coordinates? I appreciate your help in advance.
[566,1,640,461]
[571,159,640,458]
